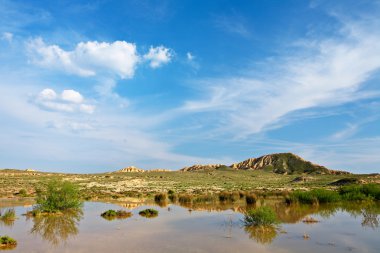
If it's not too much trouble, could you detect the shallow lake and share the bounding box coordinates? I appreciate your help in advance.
[0,199,379,252]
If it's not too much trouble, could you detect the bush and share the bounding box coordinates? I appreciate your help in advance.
[246,193,258,205]
[36,180,83,212]
[244,206,278,226]
[101,209,132,220]
[154,193,167,202]
[0,235,17,248]
[18,189,27,197]
[139,208,158,218]
[167,189,175,195]
[0,209,16,221]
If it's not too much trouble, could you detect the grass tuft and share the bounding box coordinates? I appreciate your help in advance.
[243,206,278,226]
[139,208,158,218]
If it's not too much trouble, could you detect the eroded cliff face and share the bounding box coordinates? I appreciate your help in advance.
[230,153,349,175]
[117,166,145,173]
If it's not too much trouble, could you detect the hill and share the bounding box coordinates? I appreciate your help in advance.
[180,153,350,175]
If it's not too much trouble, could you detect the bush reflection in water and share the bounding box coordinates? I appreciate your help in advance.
[27,210,83,245]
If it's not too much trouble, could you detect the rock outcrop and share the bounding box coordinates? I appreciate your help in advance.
[230,153,349,175]
[180,164,224,172]
[117,166,145,173]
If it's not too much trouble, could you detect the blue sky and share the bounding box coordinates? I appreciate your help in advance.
[1,0,380,173]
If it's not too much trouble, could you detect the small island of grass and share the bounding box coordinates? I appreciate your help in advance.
[101,210,132,220]
[0,235,17,249]
[139,208,158,218]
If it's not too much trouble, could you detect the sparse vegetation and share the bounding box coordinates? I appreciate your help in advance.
[101,209,132,220]
[244,206,278,226]
[139,208,158,218]
[35,180,83,213]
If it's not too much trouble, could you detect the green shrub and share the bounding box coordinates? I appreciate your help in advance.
[36,180,83,212]
[289,189,341,204]
[244,206,278,226]
[101,209,132,220]
[339,184,380,201]
[0,235,17,248]
[139,208,158,218]
[0,209,16,221]
[362,184,380,200]
[246,193,258,205]
[167,189,175,195]
[18,189,27,197]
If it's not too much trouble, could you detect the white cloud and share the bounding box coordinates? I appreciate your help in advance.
[27,38,140,78]
[143,46,173,68]
[182,15,380,137]
[1,32,13,43]
[35,88,95,114]
[187,52,194,61]
[61,89,83,104]
[38,88,57,100]
[80,104,95,114]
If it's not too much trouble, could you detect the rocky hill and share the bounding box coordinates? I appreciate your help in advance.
[181,153,350,175]
[230,153,333,174]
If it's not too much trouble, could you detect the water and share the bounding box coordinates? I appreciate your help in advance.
[0,199,379,252]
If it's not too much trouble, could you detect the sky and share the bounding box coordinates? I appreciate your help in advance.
[0,0,380,173]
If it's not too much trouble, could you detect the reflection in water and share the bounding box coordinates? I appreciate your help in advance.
[28,210,83,245]
[0,217,14,227]
[0,208,15,228]
[244,226,278,244]
[361,208,379,229]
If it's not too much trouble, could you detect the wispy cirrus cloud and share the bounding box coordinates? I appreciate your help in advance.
[213,12,252,38]
[182,14,380,137]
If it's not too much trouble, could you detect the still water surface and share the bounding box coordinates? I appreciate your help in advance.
[0,199,379,253]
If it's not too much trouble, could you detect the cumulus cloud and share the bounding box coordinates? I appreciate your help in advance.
[27,38,174,78]
[143,46,173,68]
[61,89,83,104]
[35,88,95,114]
[27,38,140,78]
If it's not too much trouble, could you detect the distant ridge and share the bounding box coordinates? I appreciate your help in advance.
[180,153,350,175]
[116,166,171,173]
[115,153,350,175]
